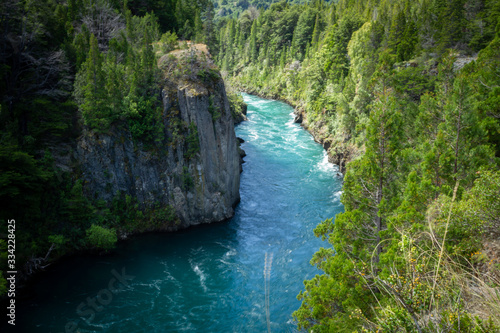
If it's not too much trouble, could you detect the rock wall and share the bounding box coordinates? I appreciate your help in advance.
[75,55,240,231]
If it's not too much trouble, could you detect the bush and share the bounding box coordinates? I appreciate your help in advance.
[85,224,117,251]
[181,166,194,190]
[185,122,200,159]
[208,95,221,122]
[158,31,178,54]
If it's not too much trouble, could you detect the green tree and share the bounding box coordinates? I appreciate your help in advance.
[322,15,362,85]
[85,224,117,251]
[434,0,467,51]
[311,14,321,52]
[295,92,404,331]
[249,19,258,62]
[291,8,316,59]
[193,9,203,43]
[74,34,110,130]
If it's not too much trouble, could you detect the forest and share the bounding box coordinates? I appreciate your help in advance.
[0,0,223,295]
[1,0,500,332]
[216,0,500,331]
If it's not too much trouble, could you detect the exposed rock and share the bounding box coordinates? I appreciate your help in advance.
[293,108,303,124]
[289,60,301,71]
[237,137,246,173]
[453,55,477,71]
[76,46,240,231]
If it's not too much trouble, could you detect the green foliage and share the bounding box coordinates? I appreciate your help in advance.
[74,34,114,131]
[216,0,499,330]
[227,87,247,120]
[150,203,178,227]
[0,0,199,292]
[157,31,178,54]
[128,96,164,144]
[181,166,194,191]
[185,122,200,159]
[1,0,499,323]
[73,12,164,139]
[430,169,500,257]
[197,68,220,83]
[85,224,117,251]
[0,272,6,297]
[322,15,363,83]
[208,95,222,122]
[48,234,67,247]
[0,145,51,222]
[108,192,179,232]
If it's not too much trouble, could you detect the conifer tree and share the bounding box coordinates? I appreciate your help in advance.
[249,19,258,61]
[75,33,109,130]
[194,10,203,43]
[203,1,217,54]
[311,14,321,52]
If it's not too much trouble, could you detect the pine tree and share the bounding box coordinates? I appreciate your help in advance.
[193,10,203,43]
[249,19,258,61]
[440,75,492,187]
[76,34,109,130]
[203,0,217,54]
[311,14,321,52]
[104,55,126,120]
[387,6,406,60]
[397,3,418,62]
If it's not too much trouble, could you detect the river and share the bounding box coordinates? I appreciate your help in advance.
[16,94,343,333]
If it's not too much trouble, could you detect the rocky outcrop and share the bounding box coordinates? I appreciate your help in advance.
[75,47,240,231]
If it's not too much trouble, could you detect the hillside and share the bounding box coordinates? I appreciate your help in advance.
[217,0,500,331]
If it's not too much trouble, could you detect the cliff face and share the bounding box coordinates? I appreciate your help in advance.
[75,47,240,230]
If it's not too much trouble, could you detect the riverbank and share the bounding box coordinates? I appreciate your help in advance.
[229,80,359,174]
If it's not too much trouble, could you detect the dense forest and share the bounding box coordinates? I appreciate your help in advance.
[214,0,317,19]
[217,0,500,331]
[0,0,239,295]
[1,0,500,331]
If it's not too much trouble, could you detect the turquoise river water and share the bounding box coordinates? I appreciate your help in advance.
[15,94,343,332]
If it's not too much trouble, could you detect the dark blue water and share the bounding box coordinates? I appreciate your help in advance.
[16,94,343,332]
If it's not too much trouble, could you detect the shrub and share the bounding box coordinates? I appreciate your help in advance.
[181,166,194,191]
[85,224,117,251]
[184,122,200,159]
[208,95,221,122]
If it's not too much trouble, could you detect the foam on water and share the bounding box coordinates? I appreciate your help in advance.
[192,263,208,293]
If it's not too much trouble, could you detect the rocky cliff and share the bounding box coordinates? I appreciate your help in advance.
[75,45,240,231]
